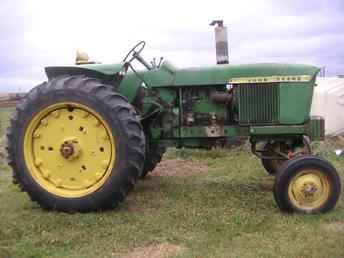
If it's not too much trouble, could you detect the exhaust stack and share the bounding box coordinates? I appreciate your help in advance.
[210,20,229,65]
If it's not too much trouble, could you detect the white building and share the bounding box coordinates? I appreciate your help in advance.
[311,77,344,136]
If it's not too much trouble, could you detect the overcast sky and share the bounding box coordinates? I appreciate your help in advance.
[0,0,343,92]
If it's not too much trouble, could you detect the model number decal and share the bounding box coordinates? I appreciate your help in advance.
[228,75,312,84]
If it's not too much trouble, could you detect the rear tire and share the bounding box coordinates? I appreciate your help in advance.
[273,155,341,214]
[140,143,166,179]
[7,76,145,212]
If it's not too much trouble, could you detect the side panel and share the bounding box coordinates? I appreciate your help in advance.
[236,81,315,125]
[118,73,143,103]
[143,68,175,86]
[279,82,314,124]
[119,68,175,103]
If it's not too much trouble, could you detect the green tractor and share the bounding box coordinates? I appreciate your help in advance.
[7,41,341,213]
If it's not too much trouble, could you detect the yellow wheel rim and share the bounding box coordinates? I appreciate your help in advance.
[23,102,115,198]
[288,169,330,211]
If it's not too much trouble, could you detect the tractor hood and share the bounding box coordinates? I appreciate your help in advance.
[142,62,320,87]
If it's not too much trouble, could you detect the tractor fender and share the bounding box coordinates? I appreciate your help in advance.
[45,66,144,104]
[45,66,124,89]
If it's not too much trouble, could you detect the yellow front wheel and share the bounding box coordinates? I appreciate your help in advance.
[273,155,341,213]
[7,76,145,212]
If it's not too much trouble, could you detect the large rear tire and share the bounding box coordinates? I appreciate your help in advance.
[7,76,145,212]
[140,143,166,179]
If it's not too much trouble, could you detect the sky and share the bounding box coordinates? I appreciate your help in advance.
[0,0,343,92]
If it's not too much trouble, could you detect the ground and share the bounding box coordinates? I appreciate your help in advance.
[0,107,344,258]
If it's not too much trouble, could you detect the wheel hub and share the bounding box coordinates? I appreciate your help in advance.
[60,139,80,160]
[288,170,330,209]
[301,182,318,197]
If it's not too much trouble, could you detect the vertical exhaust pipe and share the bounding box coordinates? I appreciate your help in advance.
[210,20,229,65]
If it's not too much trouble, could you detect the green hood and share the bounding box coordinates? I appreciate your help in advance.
[142,62,320,87]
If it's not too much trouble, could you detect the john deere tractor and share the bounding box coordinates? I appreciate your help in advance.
[7,41,341,213]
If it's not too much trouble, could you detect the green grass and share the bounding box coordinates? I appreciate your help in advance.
[0,107,13,136]
[0,109,344,258]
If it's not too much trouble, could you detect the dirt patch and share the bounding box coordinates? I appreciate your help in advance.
[113,243,187,258]
[150,158,209,177]
[322,222,344,233]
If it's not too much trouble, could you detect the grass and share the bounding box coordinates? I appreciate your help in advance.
[0,108,344,258]
[0,107,12,136]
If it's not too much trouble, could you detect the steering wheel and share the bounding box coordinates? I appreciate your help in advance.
[122,41,146,63]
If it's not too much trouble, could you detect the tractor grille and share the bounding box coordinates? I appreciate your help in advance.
[238,83,279,124]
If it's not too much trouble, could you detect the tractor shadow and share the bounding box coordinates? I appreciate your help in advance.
[125,159,276,214]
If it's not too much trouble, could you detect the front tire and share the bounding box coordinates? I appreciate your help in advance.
[273,155,341,213]
[7,76,145,212]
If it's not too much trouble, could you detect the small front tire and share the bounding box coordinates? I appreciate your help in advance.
[273,155,341,214]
